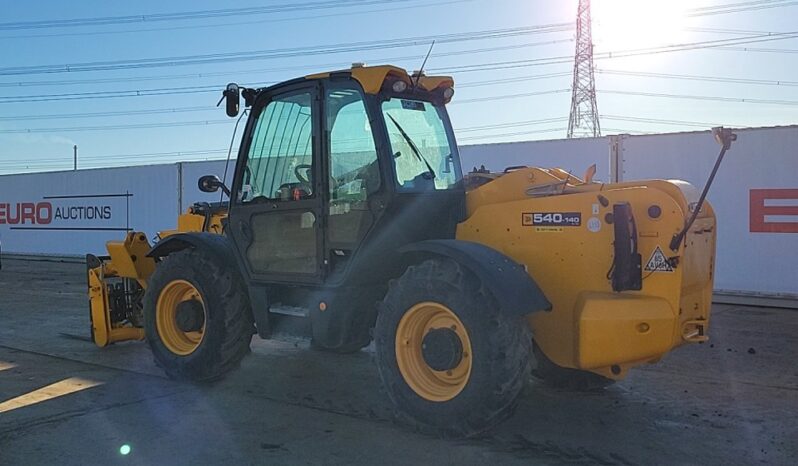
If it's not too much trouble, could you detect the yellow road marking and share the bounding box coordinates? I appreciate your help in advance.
[0,361,16,372]
[0,377,103,414]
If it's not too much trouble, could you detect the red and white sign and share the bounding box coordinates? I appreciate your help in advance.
[750,189,798,233]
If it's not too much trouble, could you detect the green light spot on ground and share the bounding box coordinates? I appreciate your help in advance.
[120,444,131,455]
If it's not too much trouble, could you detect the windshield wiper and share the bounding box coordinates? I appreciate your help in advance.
[387,114,436,180]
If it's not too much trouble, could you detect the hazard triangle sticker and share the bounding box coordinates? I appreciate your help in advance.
[644,246,674,273]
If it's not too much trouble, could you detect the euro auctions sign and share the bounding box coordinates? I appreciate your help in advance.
[0,193,131,232]
[0,201,54,224]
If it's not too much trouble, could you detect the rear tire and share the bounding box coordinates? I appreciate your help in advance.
[143,249,254,382]
[374,258,532,438]
[531,343,615,391]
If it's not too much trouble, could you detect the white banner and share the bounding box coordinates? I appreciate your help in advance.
[0,164,178,256]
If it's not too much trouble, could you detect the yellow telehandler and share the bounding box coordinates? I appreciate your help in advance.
[86,64,733,436]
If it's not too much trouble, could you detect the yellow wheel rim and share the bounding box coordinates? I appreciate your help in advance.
[395,302,472,402]
[155,279,206,356]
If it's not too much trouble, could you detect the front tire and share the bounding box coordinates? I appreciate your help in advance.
[374,259,532,437]
[143,249,254,382]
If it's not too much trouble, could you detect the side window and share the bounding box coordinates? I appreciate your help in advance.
[326,88,380,209]
[240,92,313,202]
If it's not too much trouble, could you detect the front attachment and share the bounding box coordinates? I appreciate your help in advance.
[87,254,146,346]
[87,232,154,346]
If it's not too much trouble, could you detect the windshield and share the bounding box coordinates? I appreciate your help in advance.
[381,97,461,191]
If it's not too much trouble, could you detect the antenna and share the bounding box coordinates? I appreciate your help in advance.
[412,41,435,90]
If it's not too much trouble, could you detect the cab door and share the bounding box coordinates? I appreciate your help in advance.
[322,83,385,281]
[228,83,324,285]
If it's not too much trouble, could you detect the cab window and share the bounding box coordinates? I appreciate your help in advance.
[327,88,381,205]
[240,92,313,203]
[326,87,380,247]
[381,97,460,191]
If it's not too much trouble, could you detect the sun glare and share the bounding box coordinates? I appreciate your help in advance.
[592,0,689,51]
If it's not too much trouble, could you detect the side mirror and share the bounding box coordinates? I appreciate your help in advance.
[198,175,230,197]
[216,83,240,117]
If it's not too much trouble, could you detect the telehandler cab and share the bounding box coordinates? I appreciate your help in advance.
[87,64,730,436]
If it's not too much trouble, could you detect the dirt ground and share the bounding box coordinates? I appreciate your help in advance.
[0,258,796,465]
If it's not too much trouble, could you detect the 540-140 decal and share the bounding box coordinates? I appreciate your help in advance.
[522,212,582,227]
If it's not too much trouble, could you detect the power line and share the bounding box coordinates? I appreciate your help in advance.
[1,0,789,35]
[434,30,798,73]
[2,70,574,120]
[0,76,576,105]
[0,39,572,89]
[0,24,572,76]
[458,127,568,141]
[686,0,798,16]
[601,128,653,135]
[597,69,798,87]
[0,85,226,103]
[6,83,796,134]
[0,0,410,31]
[452,89,571,104]
[0,149,230,166]
[601,31,798,57]
[0,119,234,134]
[0,70,577,121]
[2,19,792,85]
[457,71,572,88]
[601,115,749,128]
[683,26,785,35]
[4,32,792,91]
[686,0,786,11]
[716,45,798,53]
[0,89,569,134]
[0,61,366,88]
[0,0,468,40]
[456,117,569,132]
[0,106,214,121]
[599,89,798,106]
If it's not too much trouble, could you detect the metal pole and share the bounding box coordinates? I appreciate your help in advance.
[73,145,77,170]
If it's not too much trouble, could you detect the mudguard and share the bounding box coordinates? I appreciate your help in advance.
[400,239,551,316]
[147,232,235,263]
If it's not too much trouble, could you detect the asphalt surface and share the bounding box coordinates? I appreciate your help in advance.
[0,258,796,465]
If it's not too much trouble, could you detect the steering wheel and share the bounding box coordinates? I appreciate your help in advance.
[294,164,313,184]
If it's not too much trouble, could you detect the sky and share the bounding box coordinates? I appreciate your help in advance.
[0,0,796,174]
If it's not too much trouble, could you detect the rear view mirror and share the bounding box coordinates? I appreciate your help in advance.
[216,83,240,117]
[198,175,230,196]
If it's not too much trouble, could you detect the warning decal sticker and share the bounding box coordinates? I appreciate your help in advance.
[645,246,674,273]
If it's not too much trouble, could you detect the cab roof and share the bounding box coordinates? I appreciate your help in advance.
[305,64,454,97]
